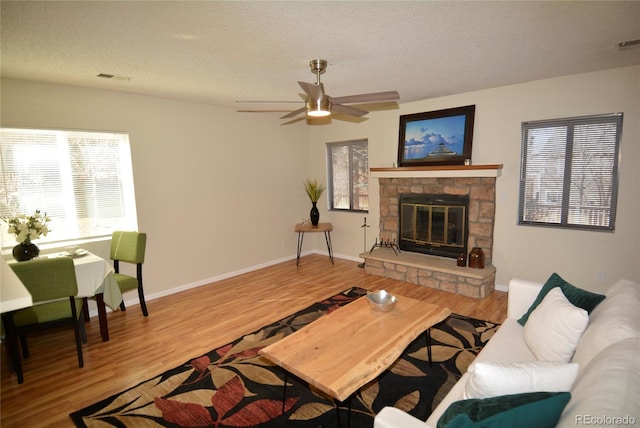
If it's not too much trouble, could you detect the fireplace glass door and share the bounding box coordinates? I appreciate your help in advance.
[401,204,465,246]
[399,193,468,258]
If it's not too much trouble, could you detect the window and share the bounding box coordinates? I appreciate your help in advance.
[0,128,138,247]
[327,139,368,212]
[519,113,622,231]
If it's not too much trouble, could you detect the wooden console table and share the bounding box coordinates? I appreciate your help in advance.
[294,222,334,266]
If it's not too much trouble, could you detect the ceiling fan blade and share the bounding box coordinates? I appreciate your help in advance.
[237,110,296,113]
[332,104,369,117]
[281,106,307,119]
[330,91,399,105]
[235,100,302,104]
[298,81,324,100]
[280,116,307,126]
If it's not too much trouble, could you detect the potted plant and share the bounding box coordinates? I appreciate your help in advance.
[304,179,326,226]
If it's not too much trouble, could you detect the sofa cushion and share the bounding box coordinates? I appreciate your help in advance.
[558,337,639,427]
[523,287,589,362]
[464,361,578,399]
[517,273,605,326]
[437,392,571,428]
[571,279,640,370]
[373,406,430,428]
[467,319,535,372]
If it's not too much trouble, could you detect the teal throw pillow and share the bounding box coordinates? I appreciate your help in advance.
[437,391,571,428]
[517,273,605,326]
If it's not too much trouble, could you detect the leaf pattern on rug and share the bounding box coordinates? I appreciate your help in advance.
[388,357,427,377]
[393,390,421,413]
[289,401,335,421]
[70,290,499,428]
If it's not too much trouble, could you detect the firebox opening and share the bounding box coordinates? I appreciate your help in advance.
[399,194,469,259]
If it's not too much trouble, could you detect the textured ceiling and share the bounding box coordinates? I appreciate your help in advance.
[2,1,639,114]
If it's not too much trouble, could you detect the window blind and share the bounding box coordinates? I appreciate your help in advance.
[519,113,622,231]
[327,139,369,212]
[0,128,138,247]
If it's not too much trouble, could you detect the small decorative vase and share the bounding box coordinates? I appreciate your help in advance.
[12,242,40,262]
[457,252,467,267]
[310,202,320,226]
[468,247,485,269]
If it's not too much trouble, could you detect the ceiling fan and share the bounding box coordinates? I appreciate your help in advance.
[238,59,400,120]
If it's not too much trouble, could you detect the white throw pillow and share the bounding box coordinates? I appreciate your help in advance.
[524,287,589,362]
[463,361,579,399]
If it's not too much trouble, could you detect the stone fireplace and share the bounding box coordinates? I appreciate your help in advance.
[361,166,501,298]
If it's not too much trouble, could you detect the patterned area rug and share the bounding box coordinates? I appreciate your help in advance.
[70,288,499,427]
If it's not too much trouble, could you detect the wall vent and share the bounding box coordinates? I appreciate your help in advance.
[97,73,131,81]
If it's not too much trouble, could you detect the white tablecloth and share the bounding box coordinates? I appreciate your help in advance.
[46,251,122,310]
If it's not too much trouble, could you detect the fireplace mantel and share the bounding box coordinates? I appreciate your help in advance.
[370,164,502,178]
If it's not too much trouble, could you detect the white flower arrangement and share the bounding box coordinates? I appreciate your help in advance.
[3,210,51,244]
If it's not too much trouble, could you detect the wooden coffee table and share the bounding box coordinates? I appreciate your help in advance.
[259,293,451,407]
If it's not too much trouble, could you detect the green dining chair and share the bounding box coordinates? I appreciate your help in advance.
[2,257,85,384]
[111,231,148,316]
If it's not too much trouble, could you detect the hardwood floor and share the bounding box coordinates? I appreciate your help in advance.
[0,254,507,427]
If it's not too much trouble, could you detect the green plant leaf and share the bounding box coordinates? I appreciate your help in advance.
[303,178,326,202]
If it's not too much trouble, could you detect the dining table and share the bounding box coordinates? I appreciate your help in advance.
[3,250,122,341]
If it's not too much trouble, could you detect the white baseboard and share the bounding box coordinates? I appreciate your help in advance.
[85,252,307,317]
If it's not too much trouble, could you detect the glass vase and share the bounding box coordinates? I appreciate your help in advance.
[310,202,320,226]
[468,247,485,269]
[457,252,467,267]
[12,242,40,262]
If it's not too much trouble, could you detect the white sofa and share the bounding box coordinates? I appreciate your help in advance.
[374,277,640,428]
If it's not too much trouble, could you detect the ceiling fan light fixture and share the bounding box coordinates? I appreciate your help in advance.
[306,95,331,117]
[307,108,331,117]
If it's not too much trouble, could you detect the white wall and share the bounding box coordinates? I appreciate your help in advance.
[2,66,638,297]
[1,79,311,296]
[309,66,640,292]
